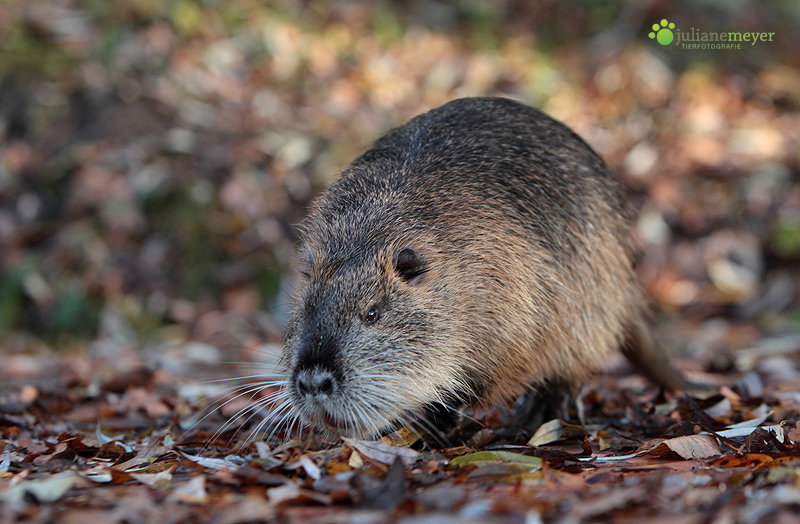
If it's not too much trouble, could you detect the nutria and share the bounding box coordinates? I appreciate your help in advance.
[278,96,686,439]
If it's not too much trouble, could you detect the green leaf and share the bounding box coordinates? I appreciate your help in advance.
[527,419,589,447]
[449,451,542,469]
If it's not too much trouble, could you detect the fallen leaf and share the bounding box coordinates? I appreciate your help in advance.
[342,438,420,467]
[299,454,321,481]
[527,419,589,446]
[716,423,785,442]
[638,434,721,460]
[712,453,774,469]
[355,456,406,510]
[466,463,545,484]
[267,483,331,506]
[170,475,208,504]
[130,470,173,488]
[567,486,646,521]
[100,367,154,393]
[0,471,82,505]
[766,465,800,484]
[449,451,543,469]
[82,465,120,484]
[767,485,800,505]
[788,421,800,443]
[379,426,422,447]
[216,494,277,524]
[178,451,246,471]
[348,449,363,469]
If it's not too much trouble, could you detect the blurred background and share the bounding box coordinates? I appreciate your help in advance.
[1,0,799,388]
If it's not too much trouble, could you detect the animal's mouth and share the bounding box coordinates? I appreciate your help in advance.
[318,410,343,429]
[308,408,362,436]
[296,389,466,440]
[302,404,396,439]
[291,378,470,439]
[313,404,460,441]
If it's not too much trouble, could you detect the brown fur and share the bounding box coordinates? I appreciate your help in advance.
[281,97,685,439]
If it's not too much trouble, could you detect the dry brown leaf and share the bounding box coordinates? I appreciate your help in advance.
[638,434,721,460]
[267,483,332,506]
[0,471,83,505]
[342,438,420,467]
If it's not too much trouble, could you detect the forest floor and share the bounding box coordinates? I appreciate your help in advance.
[1,325,799,523]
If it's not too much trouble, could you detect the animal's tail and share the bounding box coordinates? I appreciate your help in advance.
[621,311,693,391]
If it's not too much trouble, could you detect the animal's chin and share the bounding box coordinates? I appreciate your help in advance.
[301,405,395,440]
[295,392,465,440]
[319,412,374,437]
[314,403,462,441]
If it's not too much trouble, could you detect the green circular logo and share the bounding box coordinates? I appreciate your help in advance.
[648,19,675,45]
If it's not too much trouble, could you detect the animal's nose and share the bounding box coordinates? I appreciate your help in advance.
[294,367,337,397]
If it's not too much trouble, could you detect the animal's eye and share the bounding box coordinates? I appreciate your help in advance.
[300,270,311,279]
[364,306,380,325]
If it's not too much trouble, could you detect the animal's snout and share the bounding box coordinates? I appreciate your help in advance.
[294,367,338,398]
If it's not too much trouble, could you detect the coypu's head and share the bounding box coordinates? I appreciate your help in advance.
[281,172,476,439]
[283,239,476,439]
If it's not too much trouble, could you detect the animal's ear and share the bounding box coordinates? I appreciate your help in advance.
[393,247,428,284]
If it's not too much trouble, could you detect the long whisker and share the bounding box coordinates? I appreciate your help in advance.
[194,379,291,452]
